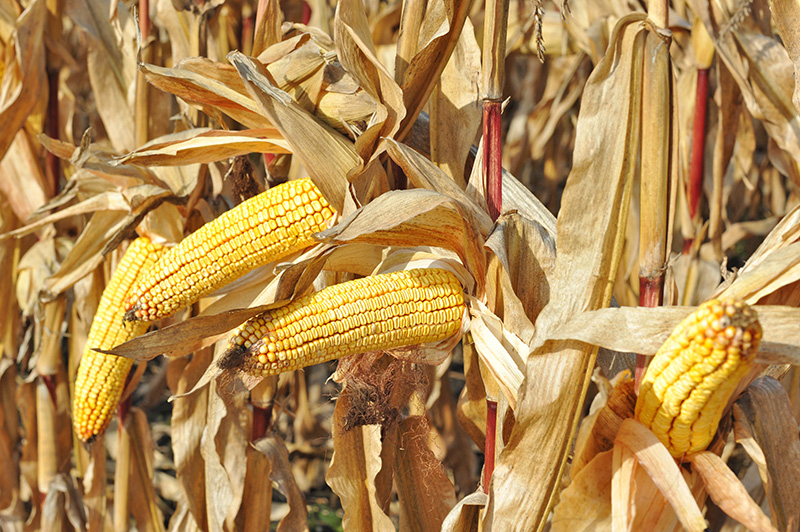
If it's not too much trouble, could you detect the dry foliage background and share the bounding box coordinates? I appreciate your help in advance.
[1,0,800,529]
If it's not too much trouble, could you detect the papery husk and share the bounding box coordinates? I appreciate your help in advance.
[612,419,706,532]
[486,14,646,531]
[326,395,394,531]
[252,435,310,531]
[0,0,46,163]
[571,371,635,475]
[733,377,800,531]
[429,17,482,187]
[687,451,777,532]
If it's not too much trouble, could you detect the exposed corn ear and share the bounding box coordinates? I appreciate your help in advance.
[635,299,762,458]
[124,178,335,322]
[73,237,166,442]
[220,268,466,376]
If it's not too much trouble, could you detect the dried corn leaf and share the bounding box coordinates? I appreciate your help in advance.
[127,408,165,532]
[119,128,290,166]
[393,0,471,142]
[768,0,800,111]
[733,377,800,531]
[0,131,50,221]
[0,0,45,164]
[317,188,487,294]
[487,14,645,530]
[429,17,482,187]
[551,450,613,532]
[142,60,268,129]
[548,305,800,365]
[394,415,456,531]
[613,419,706,532]
[167,348,212,531]
[229,51,358,213]
[201,381,247,532]
[252,435,309,532]
[385,138,493,236]
[326,393,394,532]
[687,451,777,532]
[334,0,404,158]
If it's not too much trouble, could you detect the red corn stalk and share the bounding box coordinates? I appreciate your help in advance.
[483,397,498,492]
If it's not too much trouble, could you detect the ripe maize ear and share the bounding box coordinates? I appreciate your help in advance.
[124,178,335,322]
[635,299,762,458]
[73,237,166,442]
[220,268,466,376]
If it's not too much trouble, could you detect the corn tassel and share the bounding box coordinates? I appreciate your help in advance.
[635,299,762,458]
[220,268,466,376]
[124,178,335,322]
[73,237,166,442]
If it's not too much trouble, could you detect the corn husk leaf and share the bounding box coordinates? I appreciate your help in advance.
[551,450,613,532]
[687,451,777,532]
[252,435,310,532]
[118,128,290,166]
[733,376,800,531]
[612,418,706,532]
[326,394,394,532]
[228,51,358,213]
[487,14,646,529]
[317,188,487,294]
[0,0,45,163]
[394,415,456,531]
[548,305,800,365]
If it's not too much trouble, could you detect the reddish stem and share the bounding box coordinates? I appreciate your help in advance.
[251,405,272,441]
[636,277,664,392]
[483,398,498,493]
[139,0,149,41]
[483,100,503,221]
[687,68,709,223]
[46,70,60,196]
[118,395,132,428]
[301,1,311,24]
[41,374,57,406]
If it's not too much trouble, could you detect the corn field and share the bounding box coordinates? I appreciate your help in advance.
[2,0,800,528]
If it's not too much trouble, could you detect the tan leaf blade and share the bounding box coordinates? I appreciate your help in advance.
[0,0,45,163]
[548,305,800,365]
[394,416,456,531]
[326,393,394,532]
[317,188,486,295]
[613,418,706,532]
[733,377,800,531]
[228,51,359,214]
[488,14,647,531]
[119,128,289,166]
[687,452,777,532]
[103,305,272,362]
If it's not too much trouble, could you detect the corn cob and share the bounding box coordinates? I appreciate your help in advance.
[124,178,335,322]
[219,268,466,376]
[73,237,166,442]
[635,299,762,458]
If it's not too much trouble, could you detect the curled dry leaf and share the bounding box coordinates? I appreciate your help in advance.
[118,128,290,166]
[0,0,46,164]
[613,419,706,532]
[733,377,800,531]
[552,304,800,366]
[488,14,647,530]
[687,452,777,532]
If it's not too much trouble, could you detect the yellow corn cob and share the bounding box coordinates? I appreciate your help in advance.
[73,237,166,442]
[219,268,466,376]
[124,178,335,322]
[635,299,762,458]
